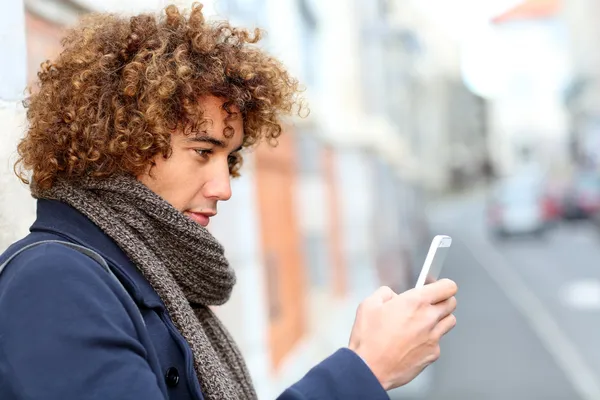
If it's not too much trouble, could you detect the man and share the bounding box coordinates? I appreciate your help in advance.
[0,4,457,399]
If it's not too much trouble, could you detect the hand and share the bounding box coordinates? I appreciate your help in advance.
[348,279,458,391]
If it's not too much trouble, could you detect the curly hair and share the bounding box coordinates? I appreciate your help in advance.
[15,3,304,189]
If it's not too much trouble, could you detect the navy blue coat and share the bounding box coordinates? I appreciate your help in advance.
[0,199,389,400]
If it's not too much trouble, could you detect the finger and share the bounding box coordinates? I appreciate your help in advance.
[369,286,397,305]
[433,296,457,321]
[432,313,457,338]
[421,279,457,304]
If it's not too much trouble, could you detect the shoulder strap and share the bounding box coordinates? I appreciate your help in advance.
[2,240,113,282]
[0,240,145,325]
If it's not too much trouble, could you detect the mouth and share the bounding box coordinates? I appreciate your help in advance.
[185,211,215,227]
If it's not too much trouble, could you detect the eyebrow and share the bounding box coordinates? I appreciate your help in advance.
[186,134,243,152]
[186,134,226,147]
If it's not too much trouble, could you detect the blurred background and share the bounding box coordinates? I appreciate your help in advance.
[3,0,600,399]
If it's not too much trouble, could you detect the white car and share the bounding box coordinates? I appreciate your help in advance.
[487,177,551,238]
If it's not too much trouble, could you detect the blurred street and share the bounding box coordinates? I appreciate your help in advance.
[400,188,600,400]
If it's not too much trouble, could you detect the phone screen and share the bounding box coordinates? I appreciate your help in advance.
[415,236,452,288]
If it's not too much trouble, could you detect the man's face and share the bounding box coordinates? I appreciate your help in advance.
[137,95,244,227]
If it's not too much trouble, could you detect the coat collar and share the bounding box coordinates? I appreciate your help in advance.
[30,199,164,308]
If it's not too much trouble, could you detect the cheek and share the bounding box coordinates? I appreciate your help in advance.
[138,152,203,212]
[165,153,207,210]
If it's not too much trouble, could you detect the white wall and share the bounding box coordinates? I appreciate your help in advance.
[335,149,379,297]
[72,0,162,14]
[562,0,600,166]
[387,0,468,192]
[0,0,36,252]
[562,0,600,82]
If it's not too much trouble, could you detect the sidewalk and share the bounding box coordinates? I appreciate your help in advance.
[426,184,488,229]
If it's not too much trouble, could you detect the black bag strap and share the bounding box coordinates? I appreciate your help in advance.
[0,240,145,326]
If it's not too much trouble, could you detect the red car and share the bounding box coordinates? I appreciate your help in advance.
[561,172,600,220]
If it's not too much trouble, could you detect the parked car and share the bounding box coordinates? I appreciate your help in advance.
[487,176,554,238]
[543,180,565,222]
[561,171,600,220]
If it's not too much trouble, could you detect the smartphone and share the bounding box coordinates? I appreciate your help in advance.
[415,235,452,288]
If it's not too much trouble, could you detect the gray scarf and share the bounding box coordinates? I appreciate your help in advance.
[32,174,257,400]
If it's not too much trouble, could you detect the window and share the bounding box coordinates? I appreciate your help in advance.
[297,0,318,86]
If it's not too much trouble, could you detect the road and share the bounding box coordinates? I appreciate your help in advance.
[394,190,600,400]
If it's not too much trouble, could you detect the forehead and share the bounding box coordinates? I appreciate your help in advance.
[191,96,243,139]
[198,96,241,118]
[198,96,242,124]
[183,96,244,147]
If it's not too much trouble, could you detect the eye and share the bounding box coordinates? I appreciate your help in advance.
[228,152,240,166]
[195,149,212,159]
[228,152,243,175]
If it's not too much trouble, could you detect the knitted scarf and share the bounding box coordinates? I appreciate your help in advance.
[32,174,257,400]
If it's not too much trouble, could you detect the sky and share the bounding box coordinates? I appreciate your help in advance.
[410,0,532,98]
[411,0,523,43]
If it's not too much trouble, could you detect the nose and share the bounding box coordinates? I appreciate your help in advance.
[202,163,232,201]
